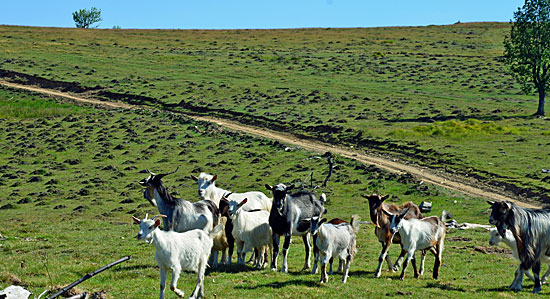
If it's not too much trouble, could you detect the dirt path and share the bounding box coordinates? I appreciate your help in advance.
[0,79,538,208]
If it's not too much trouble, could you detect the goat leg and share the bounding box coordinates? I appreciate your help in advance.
[159,267,167,299]
[375,240,392,278]
[281,233,291,273]
[392,248,406,272]
[411,254,420,278]
[541,264,550,284]
[301,233,312,271]
[532,261,542,294]
[342,254,352,283]
[271,234,280,271]
[226,223,235,265]
[399,251,412,281]
[311,234,320,274]
[170,268,184,298]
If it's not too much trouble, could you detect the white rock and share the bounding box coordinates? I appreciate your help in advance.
[0,285,31,299]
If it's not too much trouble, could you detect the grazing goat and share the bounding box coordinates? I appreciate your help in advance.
[487,227,550,285]
[488,200,550,293]
[132,214,223,299]
[311,213,361,283]
[365,194,424,277]
[382,208,446,280]
[191,172,272,264]
[139,168,218,233]
[266,183,326,273]
[226,198,273,268]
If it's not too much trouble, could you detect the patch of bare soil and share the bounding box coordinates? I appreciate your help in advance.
[0,79,540,209]
[474,246,512,255]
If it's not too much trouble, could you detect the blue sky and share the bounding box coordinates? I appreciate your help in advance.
[1,1,525,29]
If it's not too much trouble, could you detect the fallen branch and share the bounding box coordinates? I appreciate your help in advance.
[321,152,333,187]
[45,256,130,299]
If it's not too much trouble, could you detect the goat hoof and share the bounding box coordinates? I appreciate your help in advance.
[392,266,399,272]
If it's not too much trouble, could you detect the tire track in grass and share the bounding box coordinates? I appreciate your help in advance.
[0,79,538,208]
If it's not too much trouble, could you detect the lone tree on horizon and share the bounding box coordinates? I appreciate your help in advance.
[504,0,550,116]
[72,7,102,29]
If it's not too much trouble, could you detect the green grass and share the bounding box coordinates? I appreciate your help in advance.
[0,88,88,119]
[0,23,548,201]
[391,119,526,138]
[0,89,543,298]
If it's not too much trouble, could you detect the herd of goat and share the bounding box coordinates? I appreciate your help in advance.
[132,167,550,298]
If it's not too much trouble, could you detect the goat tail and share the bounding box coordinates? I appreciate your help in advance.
[350,214,361,233]
[440,210,448,223]
[320,193,327,203]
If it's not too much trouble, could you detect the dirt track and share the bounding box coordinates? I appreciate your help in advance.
[0,79,538,208]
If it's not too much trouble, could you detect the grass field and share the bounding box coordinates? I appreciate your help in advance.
[0,87,544,298]
[1,23,549,202]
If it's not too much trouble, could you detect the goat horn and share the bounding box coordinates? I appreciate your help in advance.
[145,213,149,220]
[146,169,154,175]
[157,166,180,179]
[152,215,167,221]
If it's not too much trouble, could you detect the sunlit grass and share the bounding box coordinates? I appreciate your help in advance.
[390,119,525,138]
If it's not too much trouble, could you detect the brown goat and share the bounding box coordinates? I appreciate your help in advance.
[211,216,229,267]
[364,194,423,278]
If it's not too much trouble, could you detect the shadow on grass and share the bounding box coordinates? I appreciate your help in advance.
[425,281,467,292]
[114,264,156,272]
[234,279,318,290]
[386,114,535,124]
[206,263,261,275]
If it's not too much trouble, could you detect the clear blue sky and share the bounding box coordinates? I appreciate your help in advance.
[1,0,525,29]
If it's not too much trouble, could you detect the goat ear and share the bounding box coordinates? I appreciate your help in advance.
[132,216,141,224]
[381,195,390,202]
[154,218,162,227]
[190,175,198,182]
[265,184,273,191]
[504,201,512,210]
[212,175,218,182]
[399,207,410,218]
[487,200,495,206]
[381,207,393,217]
[319,218,327,225]
[238,198,248,207]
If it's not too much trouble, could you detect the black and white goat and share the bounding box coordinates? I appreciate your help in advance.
[139,168,218,233]
[382,207,446,280]
[488,200,550,293]
[310,212,361,283]
[265,183,326,273]
[132,214,223,299]
[487,227,550,285]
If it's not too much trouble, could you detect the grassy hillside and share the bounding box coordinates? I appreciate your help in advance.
[0,87,542,297]
[1,23,548,202]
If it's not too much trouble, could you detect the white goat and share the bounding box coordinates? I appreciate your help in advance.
[383,208,447,280]
[311,213,361,283]
[487,227,550,284]
[132,214,222,299]
[227,198,272,268]
[191,172,271,211]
